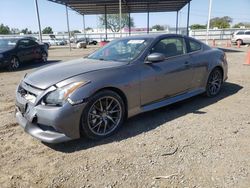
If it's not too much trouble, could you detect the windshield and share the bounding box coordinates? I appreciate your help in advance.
[0,38,17,48]
[88,38,151,62]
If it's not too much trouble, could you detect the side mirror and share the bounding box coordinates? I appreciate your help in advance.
[146,53,165,63]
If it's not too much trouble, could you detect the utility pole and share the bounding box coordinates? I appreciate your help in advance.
[34,0,42,42]
[206,0,213,44]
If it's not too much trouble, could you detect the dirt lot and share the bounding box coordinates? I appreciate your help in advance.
[0,45,250,188]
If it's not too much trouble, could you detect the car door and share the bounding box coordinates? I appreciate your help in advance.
[185,38,208,89]
[28,40,42,60]
[16,39,32,62]
[140,36,194,106]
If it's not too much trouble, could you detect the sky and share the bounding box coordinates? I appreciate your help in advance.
[0,0,250,32]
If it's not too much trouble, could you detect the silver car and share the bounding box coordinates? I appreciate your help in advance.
[15,34,228,143]
[231,30,250,45]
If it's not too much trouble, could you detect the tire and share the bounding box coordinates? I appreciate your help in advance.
[7,56,20,71]
[41,51,48,63]
[205,68,223,97]
[81,90,126,140]
[237,39,243,45]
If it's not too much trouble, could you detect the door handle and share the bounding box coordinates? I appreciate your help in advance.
[184,61,190,66]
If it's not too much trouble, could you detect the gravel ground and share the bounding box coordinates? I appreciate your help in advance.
[0,45,250,188]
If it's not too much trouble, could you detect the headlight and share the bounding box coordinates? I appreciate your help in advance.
[0,54,3,58]
[44,81,90,106]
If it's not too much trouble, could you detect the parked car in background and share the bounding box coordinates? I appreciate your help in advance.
[231,30,250,45]
[48,38,66,46]
[75,38,98,45]
[0,38,48,71]
[15,34,228,143]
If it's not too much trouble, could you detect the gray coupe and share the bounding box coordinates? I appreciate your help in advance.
[15,34,228,143]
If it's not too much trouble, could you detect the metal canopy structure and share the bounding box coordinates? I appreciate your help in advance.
[40,0,191,50]
[48,0,190,15]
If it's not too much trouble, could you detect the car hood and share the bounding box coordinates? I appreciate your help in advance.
[24,58,127,90]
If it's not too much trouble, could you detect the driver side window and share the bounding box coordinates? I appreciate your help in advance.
[151,37,185,58]
[18,39,30,48]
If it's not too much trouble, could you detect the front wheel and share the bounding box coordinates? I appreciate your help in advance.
[81,90,125,140]
[205,68,223,97]
[236,39,243,45]
[7,56,20,71]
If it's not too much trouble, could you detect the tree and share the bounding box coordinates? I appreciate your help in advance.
[233,22,250,28]
[85,27,93,32]
[151,24,165,31]
[70,30,81,36]
[0,24,11,34]
[99,14,134,32]
[11,28,20,34]
[42,27,53,34]
[210,16,232,29]
[190,24,207,30]
[21,28,32,34]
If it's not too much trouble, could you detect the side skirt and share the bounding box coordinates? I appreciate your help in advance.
[141,88,206,113]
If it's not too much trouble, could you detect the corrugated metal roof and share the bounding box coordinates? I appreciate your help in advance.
[48,0,191,15]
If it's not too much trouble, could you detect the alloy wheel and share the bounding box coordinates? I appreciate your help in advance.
[42,52,48,62]
[87,96,122,136]
[208,69,222,96]
[8,57,20,71]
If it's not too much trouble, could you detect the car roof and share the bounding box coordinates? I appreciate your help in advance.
[0,37,34,41]
[236,30,250,33]
[120,33,189,40]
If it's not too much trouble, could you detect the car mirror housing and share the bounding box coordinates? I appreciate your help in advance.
[146,53,165,63]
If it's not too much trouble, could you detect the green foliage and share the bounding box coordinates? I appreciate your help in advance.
[99,14,134,32]
[85,27,93,31]
[190,24,207,30]
[233,22,250,28]
[11,28,20,34]
[21,28,32,34]
[0,24,11,34]
[151,24,165,31]
[210,16,232,29]
[42,27,53,34]
[70,30,81,36]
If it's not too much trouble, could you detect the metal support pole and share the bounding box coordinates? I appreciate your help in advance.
[147,5,150,34]
[186,1,190,36]
[65,5,71,51]
[206,0,212,44]
[128,12,131,35]
[119,0,122,37]
[105,5,108,40]
[83,15,86,39]
[176,11,179,34]
[34,0,42,42]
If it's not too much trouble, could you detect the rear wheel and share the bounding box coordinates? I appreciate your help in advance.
[7,56,20,71]
[81,90,125,140]
[205,68,223,97]
[41,51,48,63]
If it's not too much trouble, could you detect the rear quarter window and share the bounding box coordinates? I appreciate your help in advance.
[245,31,250,35]
[188,39,201,53]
